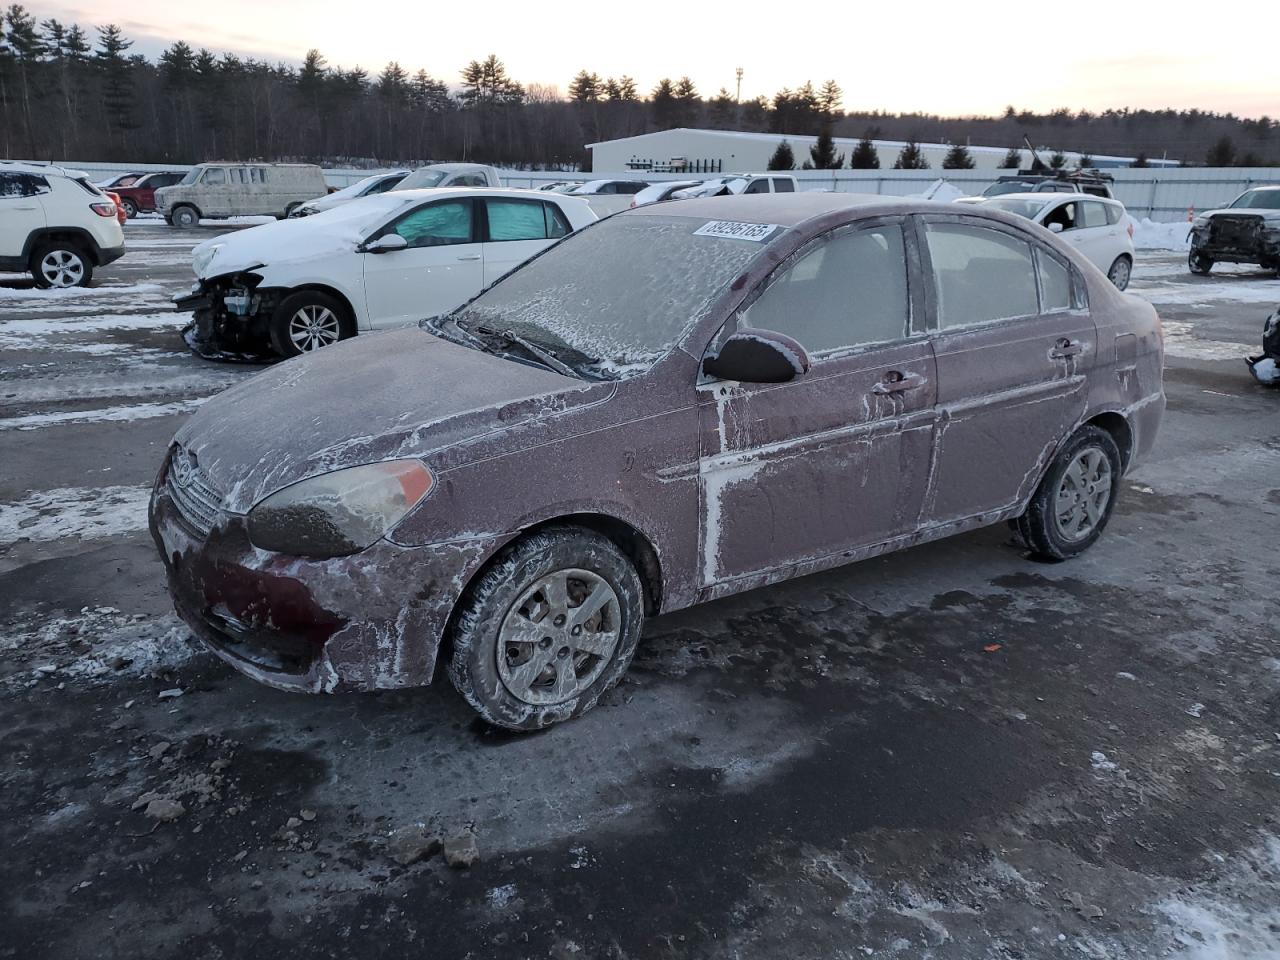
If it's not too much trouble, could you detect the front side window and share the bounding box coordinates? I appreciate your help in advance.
[743,179,770,195]
[1037,250,1073,313]
[1042,201,1079,232]
[202,168,226,186]
[740,224,910,355]
[386,199,473,247]
[925,222,1040,328]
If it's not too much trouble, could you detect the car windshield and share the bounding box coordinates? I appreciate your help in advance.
[448,213,770,378]
[1229,189,1280,210]
[983,181,1034,198]
[178,168,202,186]
[396,169,448,190]
[984,198,1051,220]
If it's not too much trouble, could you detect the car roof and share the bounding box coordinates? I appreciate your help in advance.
[990,192,1121,206]
[415,162,493,172]
[627,192,958,227]
[1241,184,1280,191]
[0,160,88,179]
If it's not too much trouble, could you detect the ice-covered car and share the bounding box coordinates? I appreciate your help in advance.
[175,188,596,358]
[391,163,501,192]
[628,180,705,208]
[1188,186,1280,276]
[288,171,409,218]
[151,193,1164,730]
[672,174,798,199]
[978,193,1135,289]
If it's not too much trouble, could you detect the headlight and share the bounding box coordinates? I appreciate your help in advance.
[192,243,223,276]
[247,460,434,558]
[1191,217,1208,229]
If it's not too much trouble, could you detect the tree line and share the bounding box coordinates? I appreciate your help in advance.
[1,4,1276,169]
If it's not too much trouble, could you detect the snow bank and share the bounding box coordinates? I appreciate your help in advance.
[913,179,968,203]
[0,397,207,431]
[0,485,150,543]
[1132,217,1192,251]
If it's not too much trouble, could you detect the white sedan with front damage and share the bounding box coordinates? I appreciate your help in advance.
[175,188,596,358]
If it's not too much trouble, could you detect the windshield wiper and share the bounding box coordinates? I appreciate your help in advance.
[475,324,580,378]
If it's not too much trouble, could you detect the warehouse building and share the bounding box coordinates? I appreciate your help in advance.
[587,128,1173,173]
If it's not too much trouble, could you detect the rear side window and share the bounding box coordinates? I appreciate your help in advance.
[741,223,910,354]
[1037,250,1073,313]
[925,222,1039,328]
[773,178,795,192]
[72,177,102,196]
[545,203,571,238]
[1080,201,1111,228]
[250,167,267,184]
[0,172,49,197]
[1104,204,1123,226]
[486,199,572,241]
[388,198,474,247]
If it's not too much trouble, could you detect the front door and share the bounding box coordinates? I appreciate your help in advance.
[696,219,937,589]
[362,197,483,329]
[917,215,1097,523]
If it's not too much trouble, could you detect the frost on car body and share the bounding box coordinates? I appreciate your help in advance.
[151,193,1165,728]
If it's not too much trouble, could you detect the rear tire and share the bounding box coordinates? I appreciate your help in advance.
[171,206,199,229]
[121,198,138,219]
[448,527,644,731]
[1188,250,1213,275]
[268,290,355,357]
[30,242,93,288]
[1106,254,1132,290]
[1013,425,1122,562]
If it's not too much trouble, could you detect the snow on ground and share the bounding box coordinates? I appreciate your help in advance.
[1160,321,1260,361]
[3,366,242,404]
[123,215,274,227]
[0,484,150,543]
[0,281,164,301]
[1132,218,1193,251]
[1132,277,1280,308]
[0,311,187,338]
[0,397,208,431]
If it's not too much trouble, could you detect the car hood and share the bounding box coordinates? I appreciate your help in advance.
[1201,207,1280,222]
[175,328,601,513]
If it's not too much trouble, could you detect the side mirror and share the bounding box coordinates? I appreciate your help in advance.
[703,329,810,384]
[363,233,408,254]
[1047,222,1064,234]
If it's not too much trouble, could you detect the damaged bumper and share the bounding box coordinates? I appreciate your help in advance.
[174,274,276,360]
[148,458,501,693]
[1190,217,1280,267]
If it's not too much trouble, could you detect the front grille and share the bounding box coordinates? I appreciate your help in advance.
[167,445,224,537]
[1210,215,1261,246]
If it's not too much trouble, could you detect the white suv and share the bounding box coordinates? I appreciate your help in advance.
[1,163,126,287]
[1,161,124,288]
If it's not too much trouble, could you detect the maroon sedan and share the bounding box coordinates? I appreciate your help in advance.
[112,171,186,218]
[151,193,1165,730]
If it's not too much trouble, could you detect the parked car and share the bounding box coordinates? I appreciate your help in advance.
[290,171,410,217]
[0,162,125,287]
[977,170,1117,201]
[536,181,585,193]
[977,193,1135,289]
[1188,185,1280,275]
[95,172,146,190]
[155,162,328,228]
[175,188,596,358]
[672,174,799,199]
[392,163,502,192]
[111,171,187,218]
[105,191,128,225]
[566,179,652,215]
[151,193,1164,730]
[629,180,706,208]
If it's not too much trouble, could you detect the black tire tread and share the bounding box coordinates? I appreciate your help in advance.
[1014,425,1122,563]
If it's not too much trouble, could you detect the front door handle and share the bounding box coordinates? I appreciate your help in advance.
[872,370,926,395]
[1050,337,1084,359]
[456,254,481,261]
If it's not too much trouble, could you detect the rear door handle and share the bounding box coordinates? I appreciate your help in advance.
[872,370,926,395]
[456,254,481,261]
[1050,337,1084,358]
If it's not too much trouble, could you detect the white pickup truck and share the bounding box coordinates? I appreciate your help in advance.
[392,163,502,192]
[672,174,799,199]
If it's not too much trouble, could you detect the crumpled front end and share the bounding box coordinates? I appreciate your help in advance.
[149,447,501,693]
[173,273,279,361]
[1190,214,1280,267]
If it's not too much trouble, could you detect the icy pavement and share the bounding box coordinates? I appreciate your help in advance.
[2,243,1279,959]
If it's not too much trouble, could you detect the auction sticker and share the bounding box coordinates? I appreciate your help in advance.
[693,220,781,242]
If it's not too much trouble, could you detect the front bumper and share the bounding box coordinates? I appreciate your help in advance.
[1190,222,1280,265]
[149,468,501,693]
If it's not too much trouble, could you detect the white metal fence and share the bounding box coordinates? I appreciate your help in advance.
[18,159,1280,222]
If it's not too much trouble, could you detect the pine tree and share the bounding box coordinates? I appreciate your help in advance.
[94,24,137,144]
[5,4,44,153]
[650,77,676,128]
[568,70,601,103]
[893,140,929,170]
[818,79,842,119]
[1130,152,1149,168]
[849,134,879,169]
[941,143,975,169]
[672,76,699,127]
[1079,153,1095,168]
[708,87,736,128]
[767,139,795,170]
[809,125,842,169]
[1049,151,1067,170]
[1000,147,1021,169]
[1205,135,1236,166]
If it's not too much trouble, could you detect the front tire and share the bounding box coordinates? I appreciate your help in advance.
[448,527,645,731]
[171,206,199,229]
[1107,254,1132,290]
[1189,250,1213,275]
[31,242,93,288]
[268,290,354,357]
[1013,425,1122,562]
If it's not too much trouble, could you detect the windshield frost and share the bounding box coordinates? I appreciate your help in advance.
[451,214,769,375]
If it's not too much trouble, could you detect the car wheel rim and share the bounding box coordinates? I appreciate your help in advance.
[1110,259,1130,289]
[1054,447,1112,542]
[496,568,621,706]
[287,305,341,351]
[41,250,85,287]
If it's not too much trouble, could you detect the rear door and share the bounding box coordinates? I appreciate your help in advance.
[1074,199,1123,272]
[0,173,48,259]
[480,197,571,286]
[361,197,483,329]
[696,218,937,587]
[917,215,1096,523]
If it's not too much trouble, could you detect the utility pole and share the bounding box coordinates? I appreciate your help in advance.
[735,67,743,103]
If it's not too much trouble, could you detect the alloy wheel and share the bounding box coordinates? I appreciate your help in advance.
[496,568,621,705]
[40,249,86,288]
[1054,447,1112,542]
[1108,257,1131,290]
[287,305,342,351]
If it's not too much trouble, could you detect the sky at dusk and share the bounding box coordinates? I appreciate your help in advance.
[35,0,1280,118]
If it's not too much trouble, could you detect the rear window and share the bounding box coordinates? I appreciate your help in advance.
[773,179,795,192]
[925,222,1039,328]
[72,177,103,197]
